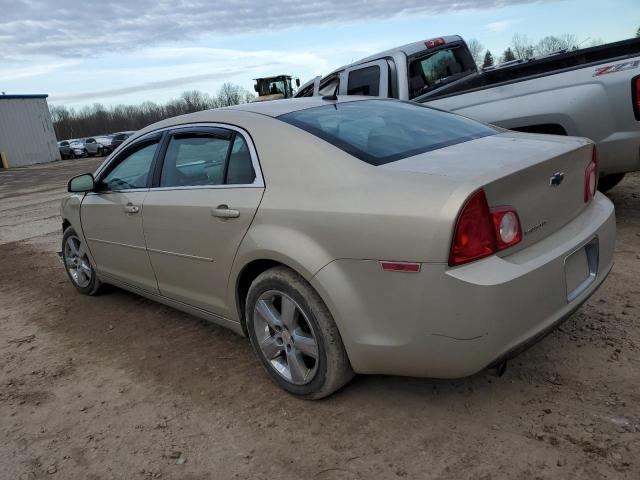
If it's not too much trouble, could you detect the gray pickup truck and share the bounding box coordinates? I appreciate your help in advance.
[296,36,640,191]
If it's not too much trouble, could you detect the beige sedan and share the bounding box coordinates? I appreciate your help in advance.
[61,97,615,398]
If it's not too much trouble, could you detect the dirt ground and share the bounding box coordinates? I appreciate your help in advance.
[1,157,639,480]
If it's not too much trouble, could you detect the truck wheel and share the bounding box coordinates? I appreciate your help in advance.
[598,173,625,193]
[246,266,353,399]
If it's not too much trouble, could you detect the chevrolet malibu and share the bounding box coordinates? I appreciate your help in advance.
[60,97,615,399]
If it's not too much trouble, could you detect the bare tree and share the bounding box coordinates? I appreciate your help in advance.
[534,34,578,56]
[511,34,534,60]
[466,38,484,68]
[49,84,253,140]
[217,82,244,107]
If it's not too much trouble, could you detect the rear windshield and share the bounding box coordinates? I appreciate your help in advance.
[408,45,477,99]
[278,100,497,165]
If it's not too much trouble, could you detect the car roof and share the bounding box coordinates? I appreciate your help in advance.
[222,95,373,117]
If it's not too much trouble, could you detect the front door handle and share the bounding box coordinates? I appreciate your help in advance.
[124,204,140,214]
[211,205,240,219]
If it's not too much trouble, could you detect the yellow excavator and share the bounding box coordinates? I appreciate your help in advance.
[253,75,300,101]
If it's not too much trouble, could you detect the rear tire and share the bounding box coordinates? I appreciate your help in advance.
[62,227,102,295]
[246,266,353,399]
[598,173,625,193]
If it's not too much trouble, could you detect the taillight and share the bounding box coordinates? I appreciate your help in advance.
[632,75,640,121]
[449,189,523,267]
[490,207,523,250]
[584,146,598,203]
[425,37,446,49]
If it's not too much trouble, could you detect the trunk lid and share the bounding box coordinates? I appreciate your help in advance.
[380,131,593,251]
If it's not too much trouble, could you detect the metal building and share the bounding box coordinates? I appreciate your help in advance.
[0,94,60,168]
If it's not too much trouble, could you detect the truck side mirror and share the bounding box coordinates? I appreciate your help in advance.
[254,84,258,92]
[296,78,300,87]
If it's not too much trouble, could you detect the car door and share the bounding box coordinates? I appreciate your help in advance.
[339,60,389,97]
[142,126,264,316]
[80,135,162,293]
[84,138,95,154]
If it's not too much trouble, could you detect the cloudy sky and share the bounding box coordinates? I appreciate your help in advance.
[0,0,637,107]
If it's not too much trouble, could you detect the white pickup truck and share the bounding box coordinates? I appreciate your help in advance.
[296,36,640,191]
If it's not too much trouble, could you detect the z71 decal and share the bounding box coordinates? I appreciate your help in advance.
[593,60,640,77]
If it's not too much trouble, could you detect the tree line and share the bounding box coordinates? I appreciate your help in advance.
[50,83,255,140]
[467,32,607,70]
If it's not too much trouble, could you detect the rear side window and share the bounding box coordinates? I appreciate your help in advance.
[159,131,256,188]
[226,136,256,185]
[347,66,380,96]
[278,100,497,166]
[160,133,231,187]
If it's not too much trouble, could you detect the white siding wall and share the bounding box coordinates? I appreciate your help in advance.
[0,97,61,167]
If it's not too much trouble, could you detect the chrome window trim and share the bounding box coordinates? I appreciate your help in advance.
[94,123,264,192]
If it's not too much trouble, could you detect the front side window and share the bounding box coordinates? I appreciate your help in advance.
[101,140,159,190]
[279,99,497,166]
[347,66,380,96]
[160,133,231,187]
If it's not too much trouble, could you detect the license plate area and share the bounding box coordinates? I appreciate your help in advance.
[565,237,599,303]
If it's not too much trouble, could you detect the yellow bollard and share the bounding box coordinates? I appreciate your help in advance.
[0,152,9,169]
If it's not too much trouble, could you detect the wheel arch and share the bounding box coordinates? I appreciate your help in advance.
[232,256,321,336]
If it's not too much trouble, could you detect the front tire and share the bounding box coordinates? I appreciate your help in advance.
[598,173,625,193]
[246,267,353,399]
[62,227,102,295]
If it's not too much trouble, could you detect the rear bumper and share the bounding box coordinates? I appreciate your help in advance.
[311,193,615,378]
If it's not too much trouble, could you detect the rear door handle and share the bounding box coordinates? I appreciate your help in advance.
[124,204,139,214]
[211,205,240,219]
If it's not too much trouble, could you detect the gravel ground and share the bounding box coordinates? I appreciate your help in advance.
[1,158,639,479]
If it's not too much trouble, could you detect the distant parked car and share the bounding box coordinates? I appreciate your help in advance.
[110,131,136,151]
[95,136,115,154]
[58,141,76,159]
[69,140,88,158]
[83,138,109,157]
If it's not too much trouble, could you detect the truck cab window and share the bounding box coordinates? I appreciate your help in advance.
[347,66,380,96]
[409,47,476,99]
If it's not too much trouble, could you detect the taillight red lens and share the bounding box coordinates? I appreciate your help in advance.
[584,146,598,203]
[449,190,496,266]
[490,207,523,250]
[633,75,640,121]
[449,189,523,267]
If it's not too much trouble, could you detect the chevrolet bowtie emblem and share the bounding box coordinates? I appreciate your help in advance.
[550,171,565,187]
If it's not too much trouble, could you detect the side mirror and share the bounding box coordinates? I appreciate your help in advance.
[68,173,95,193]
[295,78,300,87]
[254,83,258,92]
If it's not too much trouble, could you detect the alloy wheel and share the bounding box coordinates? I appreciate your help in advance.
[253,290,319,385]
[64,235,92,288]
